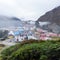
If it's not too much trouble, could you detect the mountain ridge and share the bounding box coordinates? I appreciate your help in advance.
[36,6,60,33]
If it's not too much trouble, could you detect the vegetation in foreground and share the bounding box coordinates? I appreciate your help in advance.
[1,39,60,60]
[0,44,5,52]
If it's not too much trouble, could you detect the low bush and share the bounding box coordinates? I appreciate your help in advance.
[40,55,48,60]
[1,39,60,60]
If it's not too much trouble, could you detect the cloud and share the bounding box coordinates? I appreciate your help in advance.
[0,0,60,20]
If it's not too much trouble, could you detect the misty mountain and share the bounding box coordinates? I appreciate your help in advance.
[36,6,60,33]
[0,16,22,28]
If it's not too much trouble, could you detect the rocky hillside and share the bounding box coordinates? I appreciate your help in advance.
[36,6,60,33]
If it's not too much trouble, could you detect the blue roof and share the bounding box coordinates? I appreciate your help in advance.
[14,31,20,35]
[14,29,24,35]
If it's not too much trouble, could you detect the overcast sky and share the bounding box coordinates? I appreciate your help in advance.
[0,0,60,21]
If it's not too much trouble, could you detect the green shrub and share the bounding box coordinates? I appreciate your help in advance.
[40,55,48,60]
[1,40,60,60]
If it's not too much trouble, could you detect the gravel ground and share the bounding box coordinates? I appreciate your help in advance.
[0,38,16,46]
